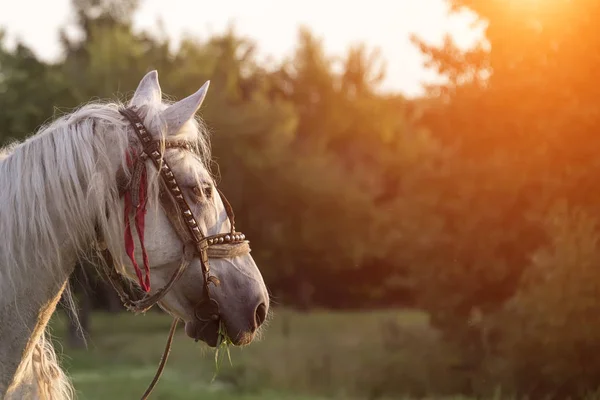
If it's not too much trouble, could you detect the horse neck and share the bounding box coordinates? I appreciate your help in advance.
[0,109,126,398]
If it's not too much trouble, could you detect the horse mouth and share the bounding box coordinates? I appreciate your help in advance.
[184,318,255,347]
[184,319,220,347]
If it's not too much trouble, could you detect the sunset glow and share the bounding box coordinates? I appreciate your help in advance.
[505,0,572,13]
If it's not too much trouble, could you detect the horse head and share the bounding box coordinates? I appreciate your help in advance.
[102,70,269,347]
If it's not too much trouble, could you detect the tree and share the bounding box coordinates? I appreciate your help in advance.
[410,0,600,395]
[0,34,72,144]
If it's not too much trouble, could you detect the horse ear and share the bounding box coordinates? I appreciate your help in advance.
[130,70,162,107]
[162,81,210,135]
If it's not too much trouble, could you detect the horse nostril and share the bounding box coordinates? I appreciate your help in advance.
[254,302,267,329]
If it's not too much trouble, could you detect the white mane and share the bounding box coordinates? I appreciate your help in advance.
[0,96,212,399]
[6,333,75,400]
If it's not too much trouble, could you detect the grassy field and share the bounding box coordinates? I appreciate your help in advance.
[48,307,468,400]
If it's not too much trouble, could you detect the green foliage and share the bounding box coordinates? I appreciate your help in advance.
[408,0,600,397]
[0,0,421,308]
[0,39,72,142]
[494,202,600,397]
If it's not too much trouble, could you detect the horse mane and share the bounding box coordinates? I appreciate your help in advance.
[0,97,212,288]
[5,332,76,400]
[0,103,127,290]
[0,95,212,399]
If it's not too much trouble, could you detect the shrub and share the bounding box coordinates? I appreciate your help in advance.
[494,202,600,398]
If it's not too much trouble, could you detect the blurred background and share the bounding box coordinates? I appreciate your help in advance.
[1,0,599,399]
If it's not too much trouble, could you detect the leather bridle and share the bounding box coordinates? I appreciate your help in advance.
[96,106,251,399]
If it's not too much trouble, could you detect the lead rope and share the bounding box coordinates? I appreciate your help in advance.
[140,318,179,400]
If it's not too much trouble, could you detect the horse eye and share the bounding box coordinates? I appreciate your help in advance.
[190,184,212,201]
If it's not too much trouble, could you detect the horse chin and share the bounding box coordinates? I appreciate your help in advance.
[184,319,220,347]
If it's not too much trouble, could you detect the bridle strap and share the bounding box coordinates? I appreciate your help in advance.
[118,107,218,310]
[98,243,195,314]
[95,106,251,399]
[116,106,249,311]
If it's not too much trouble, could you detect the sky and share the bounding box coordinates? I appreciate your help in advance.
[0,0,483,97]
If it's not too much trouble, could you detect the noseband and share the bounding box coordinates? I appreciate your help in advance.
[96,106,251,399]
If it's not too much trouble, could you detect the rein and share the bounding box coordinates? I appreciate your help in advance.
[96,106,251,399]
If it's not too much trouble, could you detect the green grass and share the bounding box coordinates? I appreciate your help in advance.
[47,307,464,400]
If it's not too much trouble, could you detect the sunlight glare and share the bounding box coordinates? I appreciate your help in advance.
[506,0,571,12]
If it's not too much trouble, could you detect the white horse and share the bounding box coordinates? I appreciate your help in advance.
[0,70,270,399]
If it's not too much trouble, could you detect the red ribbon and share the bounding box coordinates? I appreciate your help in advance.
[124,150,151,293]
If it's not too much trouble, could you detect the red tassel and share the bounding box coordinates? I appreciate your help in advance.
[133,161,151,291]
[124,151,151,293]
